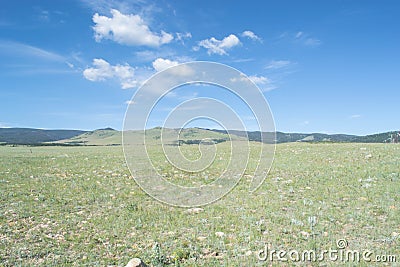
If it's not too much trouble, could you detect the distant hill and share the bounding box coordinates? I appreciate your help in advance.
[53,128,121,146]
[351,132,397,143]
[0,128,86,144]
[210,129,398,144]
[54,127,240,146]
[1,127,398,145]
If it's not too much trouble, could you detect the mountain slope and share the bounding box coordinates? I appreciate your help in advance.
[55,127,240,146]
[0,128,86,144]
[1,127,398,145]
[53,128,122,146]
[211,129,398,143]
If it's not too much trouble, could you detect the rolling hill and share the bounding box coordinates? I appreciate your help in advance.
[210,129,398,143]
[52,128,122,146]
[0,127,398,145]
[0,128,86,145]
[53,127,242,146]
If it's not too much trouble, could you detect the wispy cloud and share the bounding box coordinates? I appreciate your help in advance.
[66,62,74,68]
[248,75,269,85]
[0,40,65,62]
[134,50,171,62]
[249,75,277,92]
[230,74,276,92]
[37,9,50,22]
[229,58,254,63]
[33,7,67,24]
[194,34,241,55]
[300,120,310,126]
[241,30,262,42]
[265,60,292,69]
[294,31,321,47]
[125,100,136,105]
[92,9,173,47]
[176,32,192,44]
[303,37,321,47]
[0,41,77,75]
[279,31,321,47]
[349,114,362,119]
[80,0,146,14]
[0,122,12,128]
[3,67,76,76]
[0,19,11,27]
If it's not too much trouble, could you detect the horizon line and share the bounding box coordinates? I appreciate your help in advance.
[1,126,399,137]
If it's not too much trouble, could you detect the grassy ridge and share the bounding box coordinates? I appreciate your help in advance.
[0,128,86,144]
[2,127,399,145]
[0,143,399,266]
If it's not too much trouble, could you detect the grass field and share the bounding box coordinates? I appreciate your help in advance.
[0,143,399,266]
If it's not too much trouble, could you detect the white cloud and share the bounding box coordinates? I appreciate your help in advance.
[294,31,321,47]
[135,50,158,61]
[295,31,303,38]
[83,57,195,90]
[92,9,173,47]
[230,74,275,92]
[152,58,179,72]
[83,58,114,81]
[176,32,192,44]
[125,100,136,105]
[83,58,137,89]
[280,31,321,47]
[230,58,254,63]
[265,60,292,69]
[114,64,137,88]
[66,62,74,69]
[304,38,321,46]
[248,75,276,91]
[196,34,240,55]
[134,50,174,62]
[0,122,11,128]
[241,30,262,42]
[350,114,362,119]
[151,58,194,77]
[248,75,269,85]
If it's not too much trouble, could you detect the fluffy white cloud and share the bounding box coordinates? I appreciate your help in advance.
[92,9,173,47]
[83,58,114,81]
[241,30,262,42]
[265,60,292,69]
[196,34,240,55]
[83,58,137,89]
[152,58,179,72]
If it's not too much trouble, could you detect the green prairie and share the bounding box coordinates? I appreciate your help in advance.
[0,143,399,266]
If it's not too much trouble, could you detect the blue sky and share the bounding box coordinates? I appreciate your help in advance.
[0,0,399,135]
